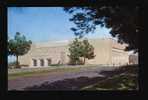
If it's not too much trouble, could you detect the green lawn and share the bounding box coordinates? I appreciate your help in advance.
[9,64,138,90]
[8,68,80,80]
[8,65,100,80]
[81,65,138,90]
[23,65,138,91]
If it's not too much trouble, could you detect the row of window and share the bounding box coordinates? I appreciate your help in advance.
[32,59,51,66]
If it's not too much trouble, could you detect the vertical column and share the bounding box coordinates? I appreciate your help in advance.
[44,58,48,67]
[36,59,38,67]
[31,59,34,67]
[31,59,33,67]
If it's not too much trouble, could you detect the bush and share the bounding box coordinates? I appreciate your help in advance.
[68,59,84,65]
[50,64,61,66]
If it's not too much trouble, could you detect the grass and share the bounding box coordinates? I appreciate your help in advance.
[81,65,138,90]
[9,70,53,80]
[9,64,138,90]
[8,68,79,80]
[81,74,138,90]
[8,65,99,80]
[23,65,138,91]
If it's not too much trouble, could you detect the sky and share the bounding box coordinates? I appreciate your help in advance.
[8,7,113,62]
[8,7,112,43]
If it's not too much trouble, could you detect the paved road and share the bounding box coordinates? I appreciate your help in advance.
[8,67,115,90]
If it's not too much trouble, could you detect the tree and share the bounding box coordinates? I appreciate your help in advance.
[68,38,95,65]
[8,32,32,68]
[68,38,83,65]
[81,39,95,64]
[64,6,140,53]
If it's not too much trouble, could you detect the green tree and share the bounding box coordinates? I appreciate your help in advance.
[8,32,32,68]
[81,39,95,64]
[64,6,140,53]
[68,38,82,65]
[68,38,95,65]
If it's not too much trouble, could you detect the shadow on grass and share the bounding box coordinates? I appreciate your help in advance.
[23,76,105,91]
[99,64,138,77]
[82,65,139,90]
[20,65,138,91]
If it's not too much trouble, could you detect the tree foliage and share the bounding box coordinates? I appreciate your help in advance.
[64,6,140,53]
[8,32,32,68]
[68,38,95,65]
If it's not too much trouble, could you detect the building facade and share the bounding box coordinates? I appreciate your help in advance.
[18,38,129,67]
[129,54,138,64]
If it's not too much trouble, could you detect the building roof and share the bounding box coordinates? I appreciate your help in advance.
[34,40,69,48]
[31,38,128,51]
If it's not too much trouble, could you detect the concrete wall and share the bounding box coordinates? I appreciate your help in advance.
[18,38,129,67]
[129,54,138,64]
[111,39,129,66]
[87,39,112,65]
[111,49,129,65]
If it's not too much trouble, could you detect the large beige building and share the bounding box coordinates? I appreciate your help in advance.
[18,38,129,67]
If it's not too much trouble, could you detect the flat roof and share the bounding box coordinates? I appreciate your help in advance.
[32,38,127,50]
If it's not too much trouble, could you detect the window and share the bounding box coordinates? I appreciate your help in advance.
[33,59,37,66]
[47,59,52,66]
[40,59,44,66]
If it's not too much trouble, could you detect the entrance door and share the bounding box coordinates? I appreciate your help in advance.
[32,59,37,66]
[47,58,52,66]
[40,59,44,66]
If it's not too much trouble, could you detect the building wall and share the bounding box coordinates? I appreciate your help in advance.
[129,54,138,64]
[87,39,112,65]
[111,48,129,65]
[18,44,35,66]
[19,45,70,67]
[18,38,129,67]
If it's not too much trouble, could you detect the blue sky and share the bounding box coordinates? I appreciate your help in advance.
[8,7,113,62]
[8,7,112,43]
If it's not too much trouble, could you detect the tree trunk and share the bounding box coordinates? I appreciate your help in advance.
[83,57,85,65]
[16,55,20,68]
